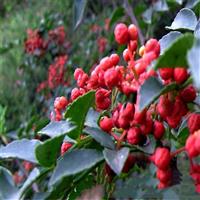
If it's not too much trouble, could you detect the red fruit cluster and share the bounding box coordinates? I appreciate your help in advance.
[24,29,46,55]
[61,142,72,156]
[52,96,68,121]
[48,26,66,45]
[185,130,200,158]
[48,55,68,89]
[159,67,188,84]
[157,95,188,129]
[152,147,172,189]
[25,26,68,56]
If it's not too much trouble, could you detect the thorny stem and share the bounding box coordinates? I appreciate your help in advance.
[171,147,185,157]
[123,0,145,45]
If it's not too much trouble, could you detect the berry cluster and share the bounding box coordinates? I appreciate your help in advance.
[151,147,172,189]
[50,23,200,192]
[52,96,68,121]
[24,26,68,56]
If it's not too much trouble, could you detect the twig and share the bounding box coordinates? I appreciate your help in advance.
[123,0,145,45]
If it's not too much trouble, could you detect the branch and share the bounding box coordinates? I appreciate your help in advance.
[123,0,145,45]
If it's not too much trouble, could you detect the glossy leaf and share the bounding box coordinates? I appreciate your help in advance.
[38,120,75,137]
[0,139,41,163]
[187,37,200,89]
[0,167,19,200]
[85,108,100,128]
[139,77,178,111]
[49,149,103,186]
[159,31,182,54]
[103,147,129,175]
[154,34,194,69]
[35,135,65,168]
[166,8,197,31]
[84,127,115,149]
[64,91,95,139]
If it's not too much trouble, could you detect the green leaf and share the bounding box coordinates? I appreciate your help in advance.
[84,127,115,149]
[154,34,194,69]
[0,105,7,135]
[159,31,182,54]
[35,135,65,168]
[153,0,169,11]
[139,77,178,111]
[64,91,95,139]
[195,20,200,38]
[49,149,103,186]
[35,120,76,167]
[110,7,125,27]
[38,120,75,137]
[0,139,41,163]
[187,37,200,89]
[166,8,197,31]
[103,147,129,175]
[139,77,163,111]
[73,0,87,29]
[142,135,156,154]
[142,7,153,24]
[0,167,19,200]
[85,108,100,128]
[186,0,200,8]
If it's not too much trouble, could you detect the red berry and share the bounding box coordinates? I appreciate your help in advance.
[74,68,84,80]
[135,61,147,75]
[180,85,196,103]
[99,57,112,70]
[114,23,129,45]
[128,24,138,41]
[59,96,68,108]
[104,67,122,88]
[123,49,130,62]
[153,121,165,140]
[110,54,120,66]
[99,116,113,133]
[145,39,160,57]
[187,113,200,134]
[156,168,172,183]
[61,142,72,156]
[95,88,111,110]
[154,147,171,170]
[127,127,141,145]
[156,95,173,119]
[185,134,199,158]
[159,68,174,80]
[134,109,147,124]
[174,68,188,84]
[129,40,137,52]
[71,88,85,101]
